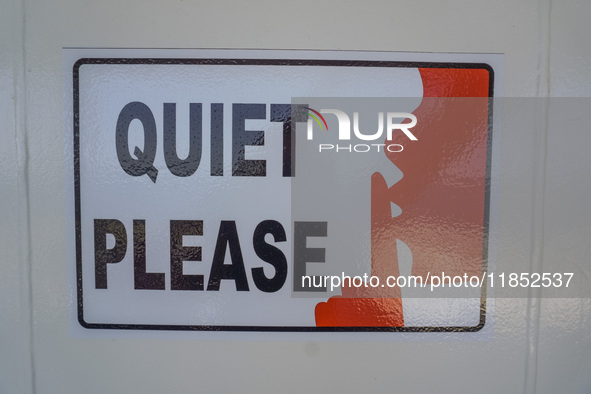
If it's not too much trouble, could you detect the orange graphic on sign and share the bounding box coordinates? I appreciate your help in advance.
[315,68,491,327]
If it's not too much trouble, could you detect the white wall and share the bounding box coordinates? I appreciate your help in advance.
[1,0,590,393]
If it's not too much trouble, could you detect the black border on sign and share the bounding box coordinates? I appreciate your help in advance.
[73,57,493,332]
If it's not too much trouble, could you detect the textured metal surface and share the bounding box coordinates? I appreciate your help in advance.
[1,0,590,393]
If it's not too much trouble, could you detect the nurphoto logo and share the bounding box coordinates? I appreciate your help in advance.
[305,106,417,153]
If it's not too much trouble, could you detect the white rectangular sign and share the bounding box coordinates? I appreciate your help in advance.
[65,49,500,332]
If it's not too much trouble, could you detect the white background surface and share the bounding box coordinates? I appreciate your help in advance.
[1,0,590,393]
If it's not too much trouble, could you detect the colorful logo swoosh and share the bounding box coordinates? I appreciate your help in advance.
[305,107,329,131]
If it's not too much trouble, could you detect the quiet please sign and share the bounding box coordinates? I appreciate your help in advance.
[66,49,498,333]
